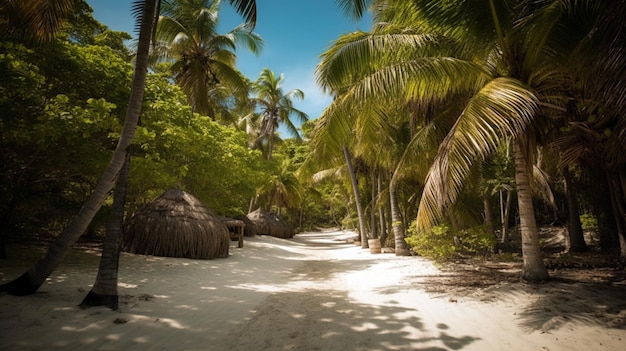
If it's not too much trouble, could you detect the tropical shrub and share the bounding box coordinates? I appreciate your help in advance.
[405,221,496,261]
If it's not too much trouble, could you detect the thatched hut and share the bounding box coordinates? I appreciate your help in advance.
[123,189,230,259]
[236,214,257,237]
[246,208,294,239]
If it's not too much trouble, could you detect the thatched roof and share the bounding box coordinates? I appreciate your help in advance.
[122,189,230,259]
[246,209,294,239]
[236,215,257,237]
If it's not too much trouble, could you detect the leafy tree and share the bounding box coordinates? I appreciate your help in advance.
[316,0,624,280]
[0,0,158,296]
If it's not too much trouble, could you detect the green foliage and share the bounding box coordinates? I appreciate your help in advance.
[0,37,131,238]
[580,213,598,230]
[128,74,269,217]
[405,221,496,261]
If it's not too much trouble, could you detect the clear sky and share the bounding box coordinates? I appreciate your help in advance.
[87,0,372,128]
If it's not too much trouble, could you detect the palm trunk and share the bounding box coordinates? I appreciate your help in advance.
[562,166,587,252]
[514,141,549,282]
[370,170,378,239]
[80,149,131,310]
[378,173,387,246]
[343,144,368,248]
[500,189,512,243]
[390,166,410,256]
[606,172,626,257]
[0,0,156,296]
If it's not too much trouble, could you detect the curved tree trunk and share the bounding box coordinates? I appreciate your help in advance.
[80,150,131,310]
[0,0,156,296]
[514,141,549,282]
[343,144,368,248]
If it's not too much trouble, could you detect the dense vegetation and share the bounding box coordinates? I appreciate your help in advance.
[1,0,625,289]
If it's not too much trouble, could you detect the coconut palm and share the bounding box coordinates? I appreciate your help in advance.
[151,0,263,118]
[249,68,309,159]
[1,0,258,296]
[79,0,259,309]
[316,0,616,281]
[253,158,304,216]
[1,0,158,295]
[0,0,78,43]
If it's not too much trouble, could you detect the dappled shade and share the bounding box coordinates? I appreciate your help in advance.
[246,208,294,239]
[122,189,230,259]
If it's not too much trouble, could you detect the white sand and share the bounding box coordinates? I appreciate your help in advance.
[1,229,625,350]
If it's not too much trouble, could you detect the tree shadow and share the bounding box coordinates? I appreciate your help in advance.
[222,288,480,351]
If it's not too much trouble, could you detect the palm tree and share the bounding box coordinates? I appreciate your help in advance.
[0,0,78,43]
[79,0,260,308]
[250,67,308,159]
[253,159,304,216]
[1,0,158,295]
[0,0,258,296]
[317,0,616,281]
[151,0,262,118]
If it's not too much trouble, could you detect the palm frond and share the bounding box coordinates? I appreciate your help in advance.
[417,77,539,230]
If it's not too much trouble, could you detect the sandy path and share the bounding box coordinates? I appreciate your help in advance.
[1,230,625,350]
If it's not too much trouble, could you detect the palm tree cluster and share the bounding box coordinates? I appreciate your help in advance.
[311,0,626,281]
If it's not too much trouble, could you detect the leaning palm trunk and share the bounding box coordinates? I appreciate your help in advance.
[514,141,549,282]
[343,144,368,247]
[0,0,157,296]
[80,150,131,310]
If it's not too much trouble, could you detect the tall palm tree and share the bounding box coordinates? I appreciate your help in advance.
[1,0,158,295]
[79,0,260,308]
[1,0,258,296]
[317,0,616,281]
[250,67,308,159]
[151,0,262,118]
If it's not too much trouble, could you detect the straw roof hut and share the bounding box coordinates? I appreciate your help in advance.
[246,208,294,239]
[123,189,230,259]
[236,215,257,237]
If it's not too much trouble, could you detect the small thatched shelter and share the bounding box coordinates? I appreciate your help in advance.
[236,214,257,237]
[246,208,294,239]
[217,216,245,248]
[123,189,230,259]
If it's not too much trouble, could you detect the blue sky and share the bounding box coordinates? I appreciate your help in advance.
[87,0,372,129]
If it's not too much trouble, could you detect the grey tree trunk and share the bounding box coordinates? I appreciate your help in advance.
[378,173,388,246]
[370,170,378,239]
[343,144,368,248]
[0,0,156,296]
[514,141,549,282]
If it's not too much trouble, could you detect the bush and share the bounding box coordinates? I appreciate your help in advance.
[580,213,598,230]
[405,222,496,261]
